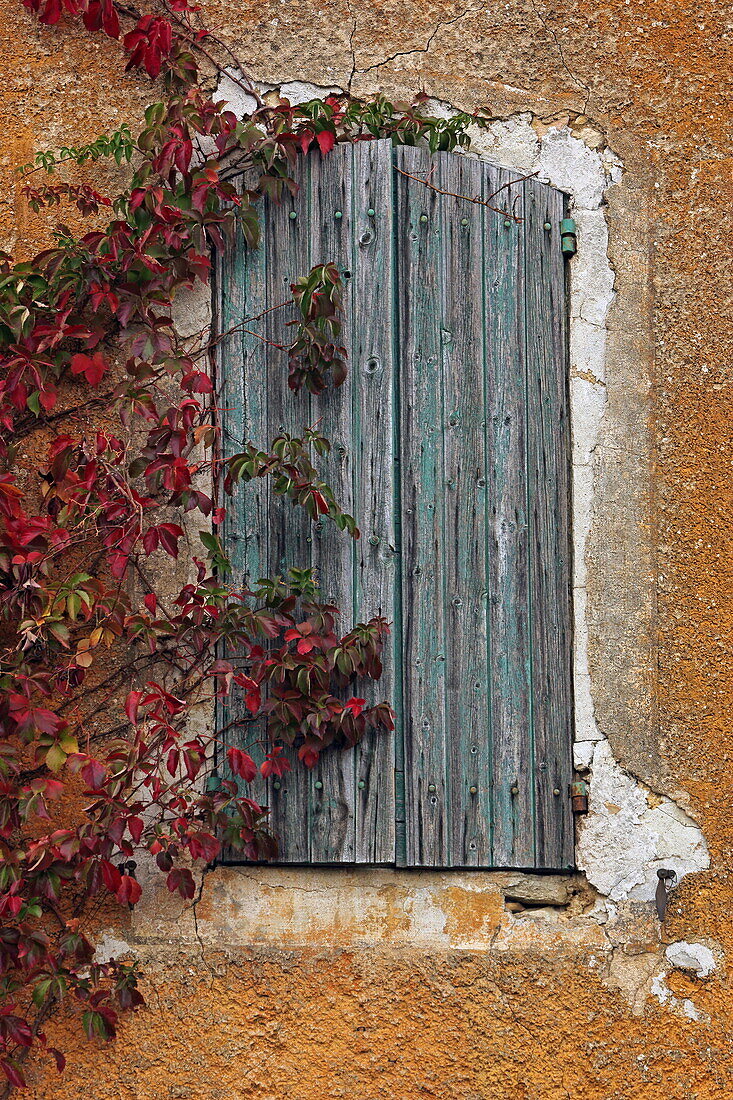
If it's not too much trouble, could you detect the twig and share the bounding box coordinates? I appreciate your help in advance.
[393,165,526,222]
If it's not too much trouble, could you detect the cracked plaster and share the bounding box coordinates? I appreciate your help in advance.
[200,76,709,916]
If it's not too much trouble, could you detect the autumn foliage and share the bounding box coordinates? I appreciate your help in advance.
[0,0,481,1088]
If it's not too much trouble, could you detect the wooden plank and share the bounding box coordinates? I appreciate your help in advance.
[217,177,273,852]
[352,140,397,863]
[484,167,535,868]
[524,179,574,870]
[306,144,357,862]
[437,152,492,866]
[260,154,312,861]
[394,145,450,866]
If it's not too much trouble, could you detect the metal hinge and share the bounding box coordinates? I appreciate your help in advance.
[570,778,588,813]
[560,217,577,258]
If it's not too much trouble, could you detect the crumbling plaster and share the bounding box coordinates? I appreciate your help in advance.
[3,0,733,1091]
[125,82,714,1029]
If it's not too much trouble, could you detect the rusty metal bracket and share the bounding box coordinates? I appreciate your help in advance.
[570,779,588,814]
[655,868,677,920]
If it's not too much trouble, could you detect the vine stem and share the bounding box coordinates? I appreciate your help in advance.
[393,164,530,221]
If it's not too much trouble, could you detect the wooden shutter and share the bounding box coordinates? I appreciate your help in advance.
[216,140,573,871]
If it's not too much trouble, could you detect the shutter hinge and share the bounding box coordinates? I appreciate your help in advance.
[570,778,588,814]
[560,217,577,258]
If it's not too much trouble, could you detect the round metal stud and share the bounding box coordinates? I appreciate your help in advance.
[469,785,478,795]
[461,217,469,226]
[504,219,512,228]
[314,780,323,790]
[289,210,297,220]
[369,534,380,546]
[553,788,561,796]
[273,780,281,791]
[510,784,519,796]
[543,221,552,231]
[334,210,343,219]
[358,780,366,789]
[428,783,436,793]
[367,207,375,217]
[419,214,428,223]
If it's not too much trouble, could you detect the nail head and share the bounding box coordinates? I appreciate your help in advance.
[289,210,297,220]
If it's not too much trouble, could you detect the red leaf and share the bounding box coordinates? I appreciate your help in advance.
[81,759,107,791]
[125,690,143,725]
[70,352,107,386]
[0,1059,26,1089]
[166,867,195,899]
[48,1048,66,1074]
[157,523,183,558]
[298,745,320,768]
[316,129,336,155]
[344,697,366,717]
[226,746,257,782]
[260,747,291,779]
[142,527,159,555]
[128,816,144,844]
[116,875,142,905]
[100,860,121,893]
[144,593,158,614]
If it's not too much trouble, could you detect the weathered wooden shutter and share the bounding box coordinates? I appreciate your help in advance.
[217,140,573,871]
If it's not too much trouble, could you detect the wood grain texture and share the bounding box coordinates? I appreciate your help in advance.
[217,142,573,870]
[351,141,398,863]
[484,169,535,868]
[438,152,492,866]
[306,144,357,861]
[523,179,574,870]
[395,145,450,866]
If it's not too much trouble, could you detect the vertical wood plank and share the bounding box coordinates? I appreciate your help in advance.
[261,155,312,861]
[352,140,398,863]
[524,179,574,870]
[439,153,493,866]
[395,145,450,867]
[484,168,536,868]
[307,144,357,861]
[217,177,273,852]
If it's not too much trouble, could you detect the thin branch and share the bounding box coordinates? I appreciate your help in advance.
[393,165,525,222]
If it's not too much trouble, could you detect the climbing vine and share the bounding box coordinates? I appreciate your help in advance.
[0,0,483,1088]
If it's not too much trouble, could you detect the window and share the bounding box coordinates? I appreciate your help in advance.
[217,139,573,871]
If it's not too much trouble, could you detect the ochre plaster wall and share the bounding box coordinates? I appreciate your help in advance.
[2,0,733,1095]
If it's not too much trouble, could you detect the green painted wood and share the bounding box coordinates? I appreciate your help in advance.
[307,144,357,861]
[216,173,272,859]
[483,168,535,868]
[523,178,574,870]
[351,140,398,863]
[395,144,450,866]
[217,140,573,870]
[437,151,492,866]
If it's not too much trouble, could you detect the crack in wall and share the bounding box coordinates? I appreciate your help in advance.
[348,4,483,84]
[131,79,716,1024]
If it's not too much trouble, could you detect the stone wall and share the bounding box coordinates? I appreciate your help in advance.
[3,0,733,1095]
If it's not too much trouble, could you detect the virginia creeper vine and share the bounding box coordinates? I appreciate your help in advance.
[0,0,485,1087]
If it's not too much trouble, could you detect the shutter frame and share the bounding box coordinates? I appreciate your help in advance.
[217,140,574,870]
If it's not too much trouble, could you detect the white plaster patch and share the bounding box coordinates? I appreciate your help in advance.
[665,941,716,978]
[93,933,135,965]
[576,741,709,902]
[651,972,704,1022]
